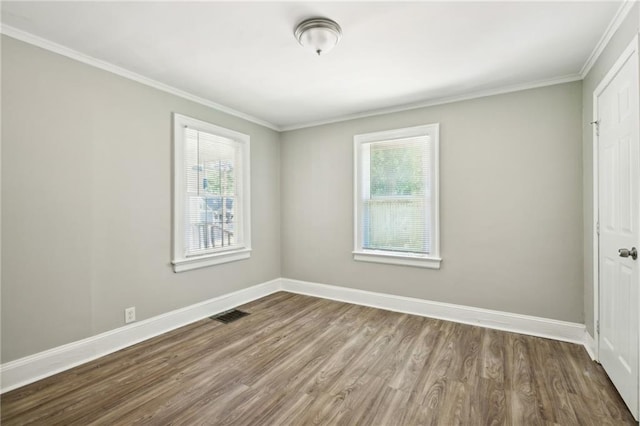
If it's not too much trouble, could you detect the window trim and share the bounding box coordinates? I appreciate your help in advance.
[353,124,441,269]
[172,113,251,272]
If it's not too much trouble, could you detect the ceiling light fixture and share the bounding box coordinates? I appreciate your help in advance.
[294,18,342,56]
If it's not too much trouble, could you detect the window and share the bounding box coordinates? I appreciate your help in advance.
[172,114,251,272]
[353,124,440,269]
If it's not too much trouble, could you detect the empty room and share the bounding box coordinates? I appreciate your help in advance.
[2,1,640,424]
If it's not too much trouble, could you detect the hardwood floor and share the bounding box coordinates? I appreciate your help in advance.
[1,292,636,425]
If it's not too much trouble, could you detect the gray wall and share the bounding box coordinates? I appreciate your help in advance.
[582,4,639,336]
[2,31,589,363]
[1,36,281,362]
[281,82,584,322]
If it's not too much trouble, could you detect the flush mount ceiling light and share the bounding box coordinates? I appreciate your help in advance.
[294,18,342,56]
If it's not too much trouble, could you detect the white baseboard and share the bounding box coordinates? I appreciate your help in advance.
[280,278,587,345]
[0,278,281,394]
[583,330,597,361]
[1,276,593,394]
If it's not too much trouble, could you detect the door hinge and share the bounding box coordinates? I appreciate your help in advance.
[596,320,600,334]
[596,221,600,235]
[591,120,600,137]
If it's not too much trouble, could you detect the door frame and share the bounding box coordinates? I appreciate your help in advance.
[592,34,640,364]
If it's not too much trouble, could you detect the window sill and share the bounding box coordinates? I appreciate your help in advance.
[172,248,251,272]
[353,250,441,269]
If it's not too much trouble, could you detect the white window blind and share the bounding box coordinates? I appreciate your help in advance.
[354,124,440,269]
[362,136,431,254]
[184,128,242,256]
[173,114,251,272]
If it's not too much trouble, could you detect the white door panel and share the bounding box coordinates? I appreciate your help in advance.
[597,43,640,419]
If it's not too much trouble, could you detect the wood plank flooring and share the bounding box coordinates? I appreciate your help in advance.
[1,292,636,425]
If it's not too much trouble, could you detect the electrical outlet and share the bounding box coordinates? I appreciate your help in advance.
[125,307,136,324]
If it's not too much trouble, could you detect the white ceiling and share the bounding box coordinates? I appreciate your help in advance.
[1,1,623,130]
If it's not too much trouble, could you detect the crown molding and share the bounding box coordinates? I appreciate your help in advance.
[580,0,635,78]
[2,0,626,135]
[0,25,281,132]
[280,73,582,132]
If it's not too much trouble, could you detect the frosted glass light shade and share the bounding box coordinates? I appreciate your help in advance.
[294,18,342,56]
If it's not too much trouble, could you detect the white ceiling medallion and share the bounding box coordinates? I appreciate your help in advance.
[294,18,342,56]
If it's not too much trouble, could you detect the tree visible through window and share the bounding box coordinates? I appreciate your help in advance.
[370,140,425,196]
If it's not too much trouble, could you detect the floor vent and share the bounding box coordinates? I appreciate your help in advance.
[210,309,250,324]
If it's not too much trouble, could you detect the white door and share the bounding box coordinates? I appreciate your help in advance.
[597,39,640,419]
